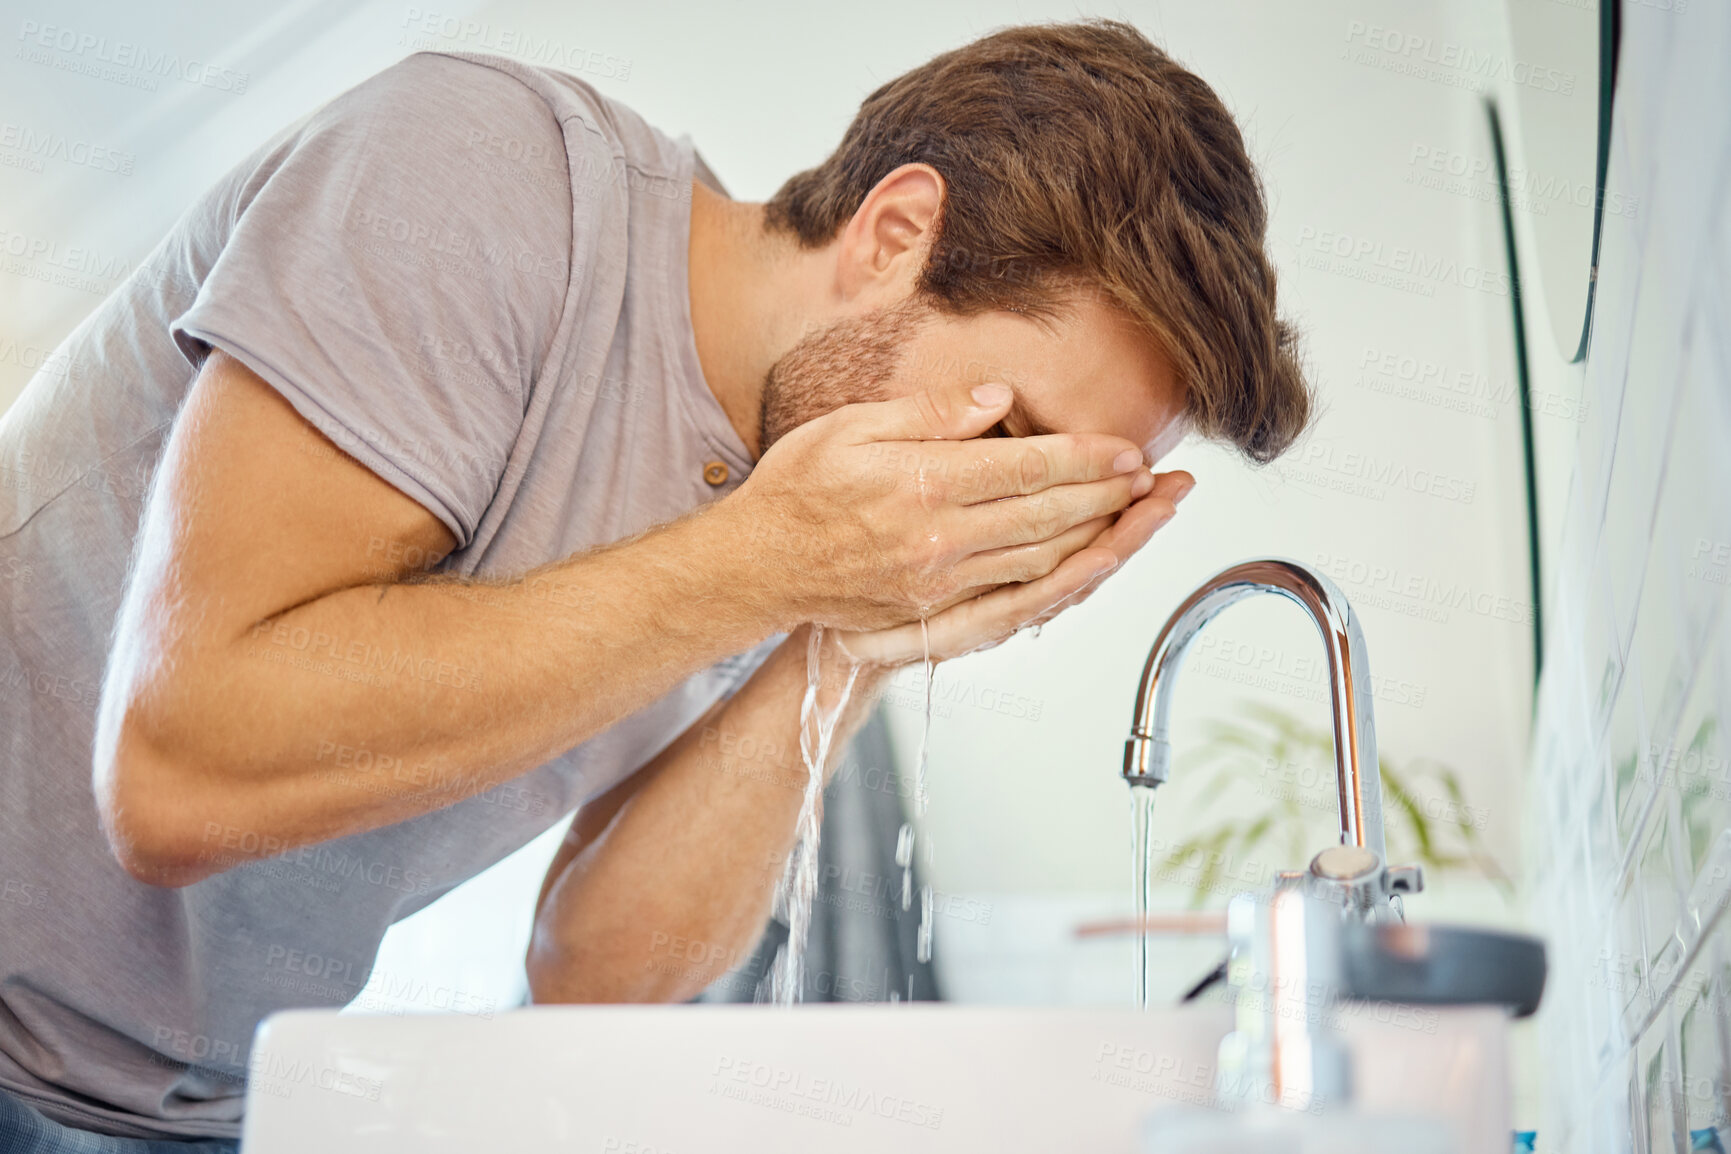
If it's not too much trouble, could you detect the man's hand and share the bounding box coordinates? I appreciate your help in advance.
[831,470,1194,665]
[722,382,1156,632]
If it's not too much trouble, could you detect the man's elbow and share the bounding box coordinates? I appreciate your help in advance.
[525,929,732,1005]
[103,806,221,888]
[94,718,226,888]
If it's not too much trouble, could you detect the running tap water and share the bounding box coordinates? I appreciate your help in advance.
[1120,558,1423,1006]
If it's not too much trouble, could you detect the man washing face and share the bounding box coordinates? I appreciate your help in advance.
[0,18,1309,1147]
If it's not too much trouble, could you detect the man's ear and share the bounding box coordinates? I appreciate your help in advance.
[832,163,945,304]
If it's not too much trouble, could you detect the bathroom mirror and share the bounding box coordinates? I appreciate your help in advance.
[1503,0,1615,361]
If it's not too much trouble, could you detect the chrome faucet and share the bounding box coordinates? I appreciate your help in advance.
[1120,560,1548,1122]
[1122,558,1420,917]
[1123,558,1422,1116]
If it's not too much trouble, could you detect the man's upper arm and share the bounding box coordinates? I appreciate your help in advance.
[169,52,573,548]
[92,348,457,883]
[150,349,457,645]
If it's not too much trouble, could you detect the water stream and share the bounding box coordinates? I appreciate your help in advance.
[903,617,934,964]
[763,615,933,1004]
[1130,785,1156,1009]
[761,625,860,1005]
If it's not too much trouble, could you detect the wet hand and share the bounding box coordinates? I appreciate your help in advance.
[830,471,1194,666]
[725,381,1157,633]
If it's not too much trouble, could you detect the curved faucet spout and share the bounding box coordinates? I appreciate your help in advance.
[1123,558,1386,863]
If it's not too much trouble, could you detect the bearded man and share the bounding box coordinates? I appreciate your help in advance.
[0,19,1308,1148]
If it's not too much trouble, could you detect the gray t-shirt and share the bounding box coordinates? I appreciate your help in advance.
[0,50,775,1140]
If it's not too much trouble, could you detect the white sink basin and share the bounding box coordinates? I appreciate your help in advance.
[239,1003,1509,1152]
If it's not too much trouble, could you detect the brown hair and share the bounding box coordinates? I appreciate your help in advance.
[764,19,1310,463]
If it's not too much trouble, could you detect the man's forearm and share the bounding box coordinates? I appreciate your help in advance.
[525,626,893,1003]
[101,500,790,883]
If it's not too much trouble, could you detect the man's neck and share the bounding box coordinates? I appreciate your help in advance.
[687,181,814,461]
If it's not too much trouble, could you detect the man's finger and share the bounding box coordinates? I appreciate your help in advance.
[833,474,1190,663]
[1034,475,1192,613]
[928,483,1190,650]
[853,435,1147,513]
[954,515,1116,587]
[921,546,1116,654]
[841,381,1014,445]
[951,472,1146,552]
[1090,472,1191,563]
[948,434,1147,502]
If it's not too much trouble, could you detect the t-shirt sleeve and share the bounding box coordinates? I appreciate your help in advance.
[172,52,573,548]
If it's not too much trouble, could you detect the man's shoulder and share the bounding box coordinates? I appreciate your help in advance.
[401,51,695,196]
[376,51,618,148]
[322,51,572,152]
[253,51,585,251]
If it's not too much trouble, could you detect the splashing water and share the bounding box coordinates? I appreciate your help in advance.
[915,616,932,813]
[761,625,860,1005]
[907,617,935,962]
[895,822,915,910]
[916,877,934,964]
[1130,785,1156,1009]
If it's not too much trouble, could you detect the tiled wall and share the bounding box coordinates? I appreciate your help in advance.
[1525,4,1731,1150]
